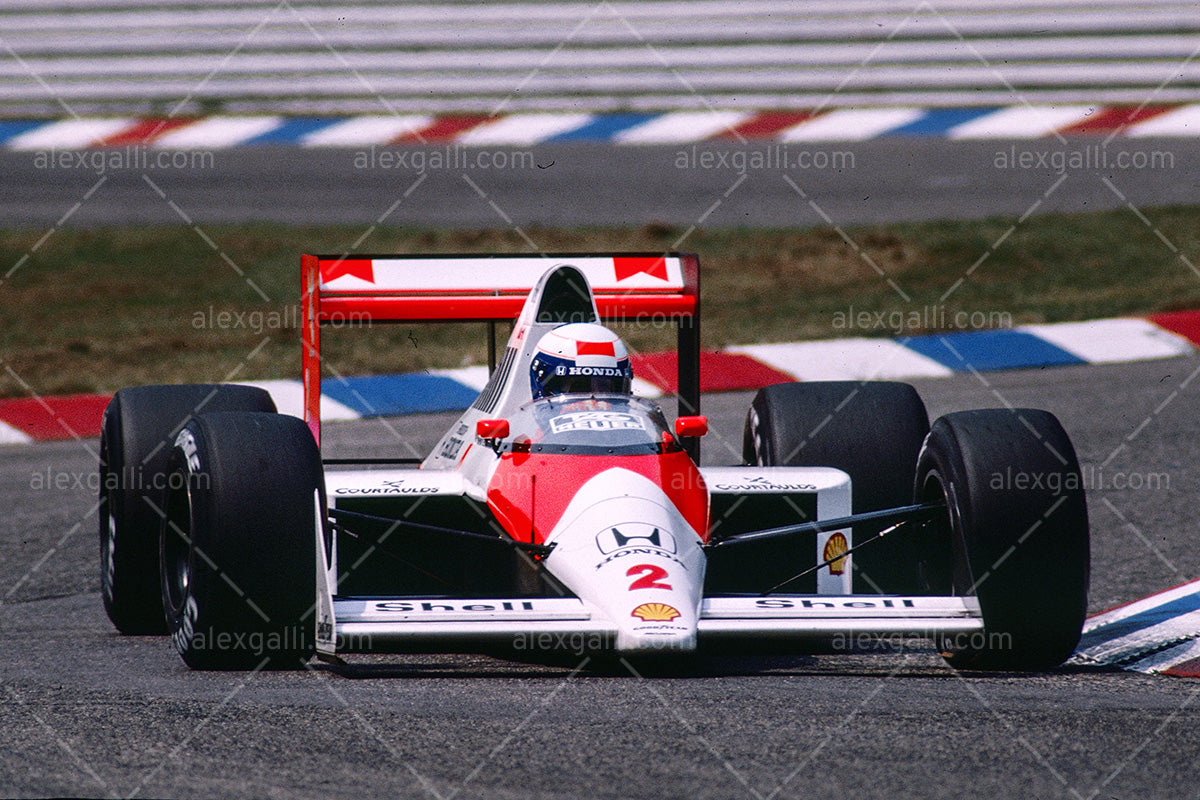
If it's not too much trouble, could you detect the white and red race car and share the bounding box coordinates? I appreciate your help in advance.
[99,253,1090,671]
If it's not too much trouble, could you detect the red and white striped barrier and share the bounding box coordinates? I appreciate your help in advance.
[4,105,1200,150]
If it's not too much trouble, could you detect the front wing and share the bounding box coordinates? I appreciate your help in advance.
[326,594,982,653]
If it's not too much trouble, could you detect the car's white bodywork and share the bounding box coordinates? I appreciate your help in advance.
[306,261,983,657]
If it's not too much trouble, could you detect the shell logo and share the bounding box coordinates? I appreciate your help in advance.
[631,602,681,622]
[823,532,849,576]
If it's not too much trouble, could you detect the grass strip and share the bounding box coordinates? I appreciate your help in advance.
[2,207,1199,398]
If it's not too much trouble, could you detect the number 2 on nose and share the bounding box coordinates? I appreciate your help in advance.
[627,564,672,591]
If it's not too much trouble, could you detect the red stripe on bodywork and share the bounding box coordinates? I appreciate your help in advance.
[390,115,492,143]
[717,111,817,140]
[302,253,323,444]
[1147,310,1200,347]
[487,451,709,545]
[94,118,197,146]
[1056,105,1175,135]
[0,394,111,440]
[632,351,793,395]
[318,293,695,322]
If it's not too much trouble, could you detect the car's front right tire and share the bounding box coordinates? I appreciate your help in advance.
[742,381,930,594]
[916,408,1090,670]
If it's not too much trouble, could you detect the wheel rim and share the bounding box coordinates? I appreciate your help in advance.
[162,471,193,615]
[916,469,956,596]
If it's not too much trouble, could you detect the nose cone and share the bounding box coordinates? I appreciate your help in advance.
[542,469,707,653]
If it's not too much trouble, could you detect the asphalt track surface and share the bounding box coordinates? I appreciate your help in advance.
[3,355,1200,799]
[4,136,1200,797]
[2,138,1199,230]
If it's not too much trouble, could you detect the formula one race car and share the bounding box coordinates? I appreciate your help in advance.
[98,253,1090,671]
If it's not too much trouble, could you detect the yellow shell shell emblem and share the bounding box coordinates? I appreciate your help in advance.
[631,602,681,622]
[823,532,849,575]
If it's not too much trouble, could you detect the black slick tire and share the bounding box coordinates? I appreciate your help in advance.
[99,384,276,634]
[916,409,1090,670]
[161,412,321,670]
[743,381,930,593]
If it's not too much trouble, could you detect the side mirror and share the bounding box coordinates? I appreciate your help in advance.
[476,419,510,441]
[674,415,708,438]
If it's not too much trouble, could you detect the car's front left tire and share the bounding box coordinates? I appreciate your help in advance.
[161,411,321,670]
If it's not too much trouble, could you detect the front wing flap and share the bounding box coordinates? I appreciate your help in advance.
[327,594,982,653]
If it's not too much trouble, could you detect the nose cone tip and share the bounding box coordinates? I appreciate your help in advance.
[616,626,698,654]
[614,600,699,653]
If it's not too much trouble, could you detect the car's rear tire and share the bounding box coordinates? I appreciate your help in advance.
[915,409,1090,670]
[161,412,321,670]
[99,384,276,634]
[743,381,930,593]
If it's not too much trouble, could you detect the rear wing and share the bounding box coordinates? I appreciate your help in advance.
[301,253,701,445]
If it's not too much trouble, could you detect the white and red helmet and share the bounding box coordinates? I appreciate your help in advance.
[529,323,633,399]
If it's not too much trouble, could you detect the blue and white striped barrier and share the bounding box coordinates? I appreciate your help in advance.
[1072,579,1200,678]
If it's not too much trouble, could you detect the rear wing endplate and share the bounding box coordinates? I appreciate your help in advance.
[301,253,701,445]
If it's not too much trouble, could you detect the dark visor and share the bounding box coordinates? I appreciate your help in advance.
[543,373,632,396]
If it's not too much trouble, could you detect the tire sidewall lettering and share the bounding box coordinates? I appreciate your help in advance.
[175,429,202,474]
[171,594,199,655]
[103,510,117,602]
[167,425,204,658]
[747,406,765,465]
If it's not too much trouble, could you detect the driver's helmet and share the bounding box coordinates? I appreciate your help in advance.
[529,323,633,399]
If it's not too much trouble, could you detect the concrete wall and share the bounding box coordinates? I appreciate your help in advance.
[2,0,1197,115]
